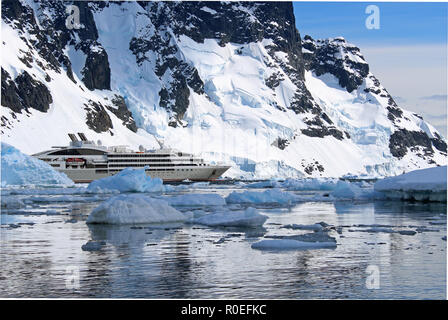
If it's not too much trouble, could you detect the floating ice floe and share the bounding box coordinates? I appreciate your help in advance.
[87,167,165,193]
[251,239,337,250]
[191,207,267,227]
[374,166,447,202]
[165,193,226,206]
[226,188,300,205]
[87,194,187,224]
[330,180,375,200]
[252,228,337,250]
[27,195,103,203]
[281,178,339,191]
[281,223,325,231]
[81,240,106,251]
[246,180,283,189]
[1,142,73,186]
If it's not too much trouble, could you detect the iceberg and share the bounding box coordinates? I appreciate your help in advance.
[1,142,73,186]
[191,207,267,227]
[87,167,165,193]
[226,188,300,205]
[87,194,187,224]
[374,166,447,202]
[166,193,226,206]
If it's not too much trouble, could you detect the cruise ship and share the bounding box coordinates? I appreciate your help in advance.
[32,133,231,183]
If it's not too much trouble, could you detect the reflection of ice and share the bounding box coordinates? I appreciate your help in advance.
[252,239,337,251]
[87,224,176,246]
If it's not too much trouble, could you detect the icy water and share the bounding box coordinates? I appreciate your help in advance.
[0,184,446,299]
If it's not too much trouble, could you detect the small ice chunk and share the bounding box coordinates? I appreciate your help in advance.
[282,223,324,231]
[359,227,395,233]
[87,167,165,193]
[192,207,267,227]
[251,239,337,250]
[226,188,299,204]
[166,193,226,206]
[81,240,106,251]
[398,230,417,236]
[87,194,186,224]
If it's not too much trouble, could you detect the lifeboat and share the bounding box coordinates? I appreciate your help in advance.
[66,158,86,163]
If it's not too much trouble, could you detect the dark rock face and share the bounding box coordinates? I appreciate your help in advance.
[301,159,325,175]
[389,129,434,158]
[130,1,317,125]
[82,48,111,90]
[107,95,137,132]
[431,133,447,153]
[84,100,113,133]
[271,137,290,150]
[302,36,369,93]
[1,68,22,113]
[1,69,53,113]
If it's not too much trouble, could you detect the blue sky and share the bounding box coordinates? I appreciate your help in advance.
[293,2,447,136]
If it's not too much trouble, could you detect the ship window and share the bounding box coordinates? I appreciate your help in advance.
[49,148,106,156]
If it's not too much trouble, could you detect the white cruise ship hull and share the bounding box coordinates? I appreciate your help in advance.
[58,165,230,183]
[33,133,231,183]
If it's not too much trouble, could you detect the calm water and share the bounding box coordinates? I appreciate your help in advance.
[0,185,446,299]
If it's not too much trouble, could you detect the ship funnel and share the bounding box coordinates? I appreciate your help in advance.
[68,133,79,142]
[78,132,88,141]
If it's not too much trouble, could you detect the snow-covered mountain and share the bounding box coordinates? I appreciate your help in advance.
[1,0,446,179]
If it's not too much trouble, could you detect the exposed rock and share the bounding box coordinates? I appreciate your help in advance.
[107,95,137,132]
[84,100,113,133]
[302,35,369,92]
[82,46,111,90]
[389,129,434,158]
[1,69,53,113]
